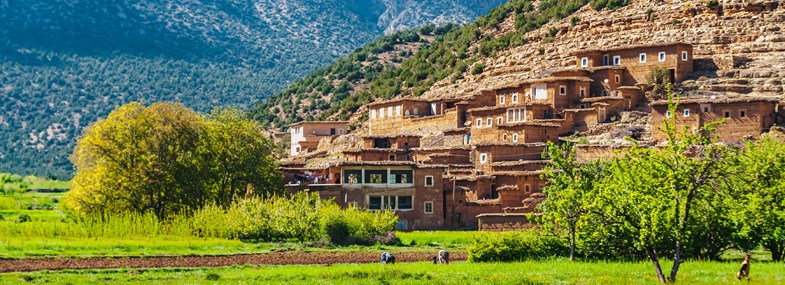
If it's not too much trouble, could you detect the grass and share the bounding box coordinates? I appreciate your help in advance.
[397,231,485,250]
[2,260,783,284]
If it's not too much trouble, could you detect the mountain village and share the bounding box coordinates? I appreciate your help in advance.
[282,41,783,231]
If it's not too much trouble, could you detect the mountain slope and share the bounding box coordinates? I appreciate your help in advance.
[0,0,506,177]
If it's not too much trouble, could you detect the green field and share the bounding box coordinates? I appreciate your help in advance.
[3,260,783,284]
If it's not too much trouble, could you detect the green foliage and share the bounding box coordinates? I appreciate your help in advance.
[471,63,487,75]
[706,0,720,9]
[320,203,398,245]
[590,0,632,10]
[646,67,671,98]
[0,173,28,194]
[16,213,31,223]
[63,102,282,219]
[570,16,581,26]
[468,230,568,262]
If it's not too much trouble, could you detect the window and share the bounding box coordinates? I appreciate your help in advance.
[413,107,418,115]
[424,201,434,214]
[580,104,586,109]
[379,108,384,118]
[479,153,488,164]
[615,75,620,84]
[371,109,376,119]
[684,109,690,117]
[397,196,413,210]
[704,107,710,113]
[395,105,401,116]
[639,53,647,63]
[487,118,493,127]
[682,51,688,61]
[666,110,672,118]
[658,52,666,62]
[581,57,589,67]
[512,93,519,103]
[383,196,396,210]
[369,196,382,210]
[390,170,413,184]
[424,175,434,187]
[525,184,531,193]
[740,110,746,118]
[475,118,482,128]
[499,95,505,104]
[603,54,609,66]
[344,170,362,184]
[389,155,395,161]
[512,133,519,142]
[387,106,393,117]
[365,170,387,184]
[579,87,585,97]
[348,201,358,208]
[497,117,503,125]
[724,111,731,118]
[613,55,621,65]
[503,134,508,141]
[559,85,566,95]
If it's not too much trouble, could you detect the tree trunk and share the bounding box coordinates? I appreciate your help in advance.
[647,248,667,283]
[569,224,576,261]
[767,240,783,262]
[669,240,682,282]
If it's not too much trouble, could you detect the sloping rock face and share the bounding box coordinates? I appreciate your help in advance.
[424,0,785,101]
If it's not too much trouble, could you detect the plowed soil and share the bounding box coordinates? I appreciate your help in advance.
[0,251,467,273]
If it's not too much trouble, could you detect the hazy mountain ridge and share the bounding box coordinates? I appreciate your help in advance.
[0,0,505,177]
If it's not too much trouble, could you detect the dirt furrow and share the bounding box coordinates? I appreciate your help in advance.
[0,251,467,273]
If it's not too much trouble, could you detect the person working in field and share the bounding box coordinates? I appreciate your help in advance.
[433,250,449,264]
[737,253,751,281]
[381,252,395,264]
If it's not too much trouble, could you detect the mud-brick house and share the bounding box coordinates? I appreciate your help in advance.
[472,142,547,174]
[650,96,780,142]
[571,42,694,85]
[339,161,446,230]
[367,94,497,136]
[288,121,349,157]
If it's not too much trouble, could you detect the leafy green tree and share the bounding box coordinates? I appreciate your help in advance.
[538,141,606,261]
[730,134,785,261]
[64,103,281,219]
[589,95,738,282]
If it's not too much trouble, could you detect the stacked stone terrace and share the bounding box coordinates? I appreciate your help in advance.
[284,34,784,230]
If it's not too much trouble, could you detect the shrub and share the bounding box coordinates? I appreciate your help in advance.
[17,214,31,223]
[468,230,568,262]
[570,17,580,26]
[320,203,398,245]
[706,0,719,9]
[471,64,486,75]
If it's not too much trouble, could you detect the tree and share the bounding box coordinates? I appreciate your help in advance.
[63,103,282,219]
[589,94,738,282]
[730,134,785,261]
[201,108,282,208]
[538,141,606,261]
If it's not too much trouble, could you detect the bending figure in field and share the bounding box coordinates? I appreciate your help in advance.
[381,252,395,265]
[434,250,449,264]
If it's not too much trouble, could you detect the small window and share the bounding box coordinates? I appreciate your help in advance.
[348,201,358,208]
[479,153,488,164]
[371,109,377,119]
[424,201,434,214]
[581,57,589,67]
[603,54,609,66]
[512,94,519,103]
[666,111,672,118]
[369,196,382,210]
[724,111,730,118]
[396,105,401,116]
[503,134,508,141]
[658,52,666,62]
[379,108,384,118]
[424,175,434,187]
[499,95,505,104]
[497,117,503,125]
[682,51,688,61]
[559,85,566,95]
[398,196,413,210]
[615,75,620,83]
[413,107,418,115]
[579,88,585,97]
[613,55,621,65]
[524,184,531,193]
[580,104,586,109]
[740,110,746,118]
[512,133,519,142]
[389,155,395,161]
[639,53,647,63]
[703,107,710,113]
[684,109,690,117]
[476,118,482,128]
[487,118,493,127]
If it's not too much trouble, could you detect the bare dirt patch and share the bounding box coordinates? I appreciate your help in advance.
[0,251,467,273]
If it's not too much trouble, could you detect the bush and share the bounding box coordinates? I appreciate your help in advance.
[320,203,398,245]
[468,230,568,262]
[17,214,31,223]
[471,64,486,75]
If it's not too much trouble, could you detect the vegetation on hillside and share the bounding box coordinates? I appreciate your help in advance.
[250,0,634,130]
[534,95,785,282]
[0,0,504,178]
[63,103,281,219]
